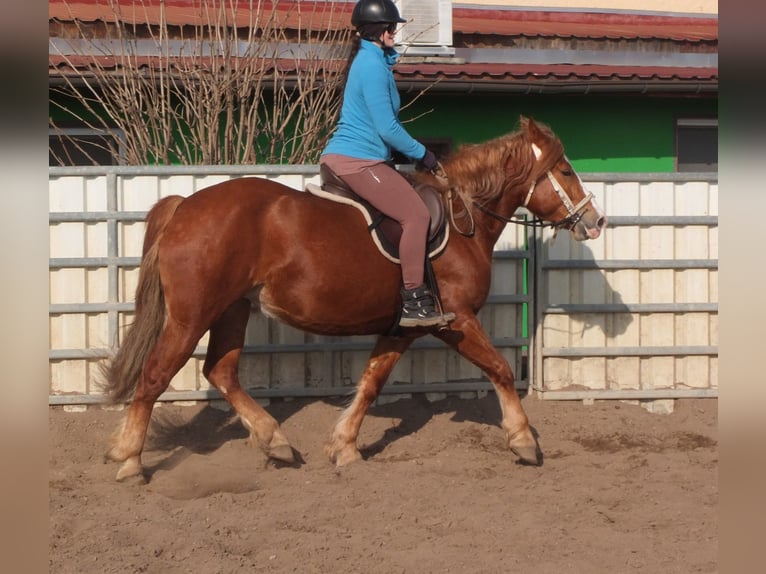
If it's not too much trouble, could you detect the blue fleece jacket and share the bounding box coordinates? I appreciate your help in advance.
[322,39,426,162]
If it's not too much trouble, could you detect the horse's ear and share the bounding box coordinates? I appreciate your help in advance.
[526,118,553,153]
[525,117,541,140]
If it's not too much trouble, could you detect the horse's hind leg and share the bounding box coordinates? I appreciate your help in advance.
[326,335,414,466]
[203,299,294,464]
[106,317,202,481]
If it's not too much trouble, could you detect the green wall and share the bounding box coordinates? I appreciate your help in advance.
[51,88,717,172]
[400,93,718,173]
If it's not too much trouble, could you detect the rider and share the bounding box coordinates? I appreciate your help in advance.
[320,0,451,328]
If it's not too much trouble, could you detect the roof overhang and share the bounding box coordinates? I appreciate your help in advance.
[48,1,718,42]
[48,1,718,95]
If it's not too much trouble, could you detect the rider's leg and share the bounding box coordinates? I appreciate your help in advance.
[339,164,445,327]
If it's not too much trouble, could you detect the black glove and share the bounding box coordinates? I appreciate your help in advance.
[420,149,439,172]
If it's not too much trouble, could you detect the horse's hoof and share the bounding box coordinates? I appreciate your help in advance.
[510,444,542,466]
[268,443,295,464]
[508,431,542,466]
[115,456,146,483]
[267,434,295,464]
[117,472,148,485]
[330,446,363,467]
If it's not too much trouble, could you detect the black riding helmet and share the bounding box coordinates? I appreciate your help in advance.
[351,0,407,27]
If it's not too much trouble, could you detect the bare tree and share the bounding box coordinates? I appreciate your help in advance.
[49,0,352,166]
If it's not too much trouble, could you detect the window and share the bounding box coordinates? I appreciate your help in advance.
[49,128,125,166]
[675,118,717,172]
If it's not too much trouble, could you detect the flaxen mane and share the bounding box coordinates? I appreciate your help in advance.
[439,119,565,207]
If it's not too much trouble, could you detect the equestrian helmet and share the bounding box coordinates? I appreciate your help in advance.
[351,0,407,27]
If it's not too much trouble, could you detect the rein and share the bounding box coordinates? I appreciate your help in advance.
[473,201,579,230]
[446,187,476,237]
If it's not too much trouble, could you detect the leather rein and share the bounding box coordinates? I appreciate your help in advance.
[437,143,594,237]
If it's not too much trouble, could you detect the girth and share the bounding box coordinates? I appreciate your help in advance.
[304,164,449,264]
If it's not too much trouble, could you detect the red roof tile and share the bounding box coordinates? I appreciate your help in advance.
[49,0,717,42]
[49,53,717,86]
[48,0,351,29]
[452,8,717,41]
[395,62,718,82]
[48,1,717,90]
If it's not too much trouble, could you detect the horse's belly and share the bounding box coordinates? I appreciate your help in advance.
[250,281,399,337]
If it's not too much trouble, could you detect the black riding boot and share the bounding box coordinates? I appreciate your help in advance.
[399,284,454,328]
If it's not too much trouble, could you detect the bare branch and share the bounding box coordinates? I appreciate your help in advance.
[50,0,353,166]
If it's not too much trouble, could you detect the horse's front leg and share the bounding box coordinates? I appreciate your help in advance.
[436,314,541,465]
[326,335,414,466]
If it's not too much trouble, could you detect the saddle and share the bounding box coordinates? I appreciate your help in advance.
[305,163,449,264]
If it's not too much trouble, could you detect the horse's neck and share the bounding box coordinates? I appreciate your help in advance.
[481,201,520,248]
[450,137,530,248]
[459,181,524,250]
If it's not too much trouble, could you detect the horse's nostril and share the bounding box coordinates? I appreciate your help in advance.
[597,216,607,229]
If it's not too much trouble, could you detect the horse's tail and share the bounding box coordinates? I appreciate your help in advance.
[101,195,185,404]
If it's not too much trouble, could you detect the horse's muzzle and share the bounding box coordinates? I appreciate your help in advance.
[574,210,607,241]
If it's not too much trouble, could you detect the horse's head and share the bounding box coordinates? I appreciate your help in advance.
[521,117,607,241]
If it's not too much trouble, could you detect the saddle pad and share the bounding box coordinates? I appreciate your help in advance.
[305,183,449,264]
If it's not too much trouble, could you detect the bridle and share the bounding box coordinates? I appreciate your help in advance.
[443,143,594,237]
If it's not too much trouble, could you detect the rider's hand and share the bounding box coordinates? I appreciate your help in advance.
[420,149,439,172]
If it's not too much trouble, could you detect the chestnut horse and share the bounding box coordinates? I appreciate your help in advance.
[102,117,606,482]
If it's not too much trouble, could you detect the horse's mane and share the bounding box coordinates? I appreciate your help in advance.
[441,119,564,205]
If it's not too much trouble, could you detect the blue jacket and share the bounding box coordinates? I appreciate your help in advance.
[322,40,426,162]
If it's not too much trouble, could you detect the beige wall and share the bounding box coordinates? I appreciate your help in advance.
[457,0,717,16]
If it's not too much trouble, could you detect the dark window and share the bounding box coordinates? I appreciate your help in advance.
[49,129,123,166]
[676,118,717,172]
[392,138,454,165]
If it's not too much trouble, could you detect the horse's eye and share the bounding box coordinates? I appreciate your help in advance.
[560,169,572,176]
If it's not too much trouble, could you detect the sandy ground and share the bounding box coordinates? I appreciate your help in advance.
[49,394,718,573]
